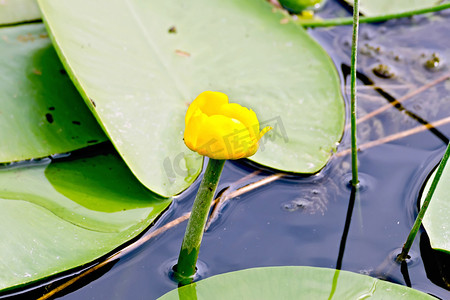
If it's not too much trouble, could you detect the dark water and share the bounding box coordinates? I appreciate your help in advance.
[2,1,450,299]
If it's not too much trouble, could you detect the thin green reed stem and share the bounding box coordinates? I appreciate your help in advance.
[397,142,450,262]
[175,158,225,285]
[297,3,450,27]
[350,0,360,187]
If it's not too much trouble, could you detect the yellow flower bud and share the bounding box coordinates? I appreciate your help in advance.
[184,91,272,160]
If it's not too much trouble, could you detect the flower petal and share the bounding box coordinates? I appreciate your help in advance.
[184,111,208,152]
[185,113,260,159]
[218,103,260,140]
[184,91,268,159]
[258,126,273,141]
[185,91,228,126]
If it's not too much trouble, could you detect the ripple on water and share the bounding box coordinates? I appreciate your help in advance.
[162,257,209,286]
[340,172,376,193]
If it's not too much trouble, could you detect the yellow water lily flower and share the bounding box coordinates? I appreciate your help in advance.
[184,91,272,160]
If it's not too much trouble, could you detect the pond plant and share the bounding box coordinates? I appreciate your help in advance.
[174,91,271,283]
[0,0,449,299]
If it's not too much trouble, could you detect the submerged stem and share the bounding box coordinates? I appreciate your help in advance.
[297,3,450,27]
[174,158,225,285]
[350,0,360,187]
[397,142,450,262]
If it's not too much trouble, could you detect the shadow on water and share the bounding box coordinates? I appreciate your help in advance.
[328,185,358,300]
[420,232,450,291]
[335,185,358,271]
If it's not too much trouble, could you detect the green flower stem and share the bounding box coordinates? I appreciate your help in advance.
[175,158,225,284]
[297,3,450,27]
[350,0,360,187]
[397,142,450,262]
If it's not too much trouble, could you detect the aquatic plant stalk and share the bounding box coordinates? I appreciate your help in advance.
[350,0,360,187]
[38,170,278,299]
[397,142,450,262]
[297,3,450,27]
[175,158,225,284]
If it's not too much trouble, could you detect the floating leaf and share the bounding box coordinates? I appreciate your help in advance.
[0,147,171,291]
[159,266,435,299]
[420,163,450,254]
[0,0,41,25]
[0,23,107,163]
[343,0,440,16]
[38,0,345,197]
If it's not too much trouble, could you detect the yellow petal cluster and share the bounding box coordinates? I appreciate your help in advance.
[184,91,272,160]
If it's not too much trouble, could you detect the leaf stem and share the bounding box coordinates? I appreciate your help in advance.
[350,0,360,187]
[397,142,450,262]
[174,158,225,285]
[297,3,450,27]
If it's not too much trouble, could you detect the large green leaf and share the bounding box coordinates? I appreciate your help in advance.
[0,148,171,291]
[0,23,107,163]
[420,164,450,254]
[38,0,345,197]
[343,0,440,16]
[159,266,434,299]
[0,0,41,25]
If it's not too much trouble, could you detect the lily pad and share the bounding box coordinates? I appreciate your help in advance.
[159,266,435,299]
[343,0,440,16]
[0,0,41,25]
[38,0,345,197]
[0,23,107,163]
[0,146,171,291]
[420,163,450,254]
